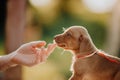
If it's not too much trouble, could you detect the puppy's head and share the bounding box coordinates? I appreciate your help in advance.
[54,26,89,52]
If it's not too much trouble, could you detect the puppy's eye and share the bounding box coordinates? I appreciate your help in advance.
[66,32,71,37]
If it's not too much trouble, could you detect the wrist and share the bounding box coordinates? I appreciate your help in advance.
[8,51,18,66]
[0,52,17,71]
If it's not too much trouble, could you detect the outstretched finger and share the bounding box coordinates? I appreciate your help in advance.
[46,43,57,56]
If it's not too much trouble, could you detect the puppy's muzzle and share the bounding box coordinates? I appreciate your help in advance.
[54,35,62,43]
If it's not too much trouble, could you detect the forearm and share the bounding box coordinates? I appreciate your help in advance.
[0,53,17,71]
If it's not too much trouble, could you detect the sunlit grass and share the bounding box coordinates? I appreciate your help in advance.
[22,62,66,80]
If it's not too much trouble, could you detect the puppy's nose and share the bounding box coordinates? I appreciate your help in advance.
[54,35,61,41]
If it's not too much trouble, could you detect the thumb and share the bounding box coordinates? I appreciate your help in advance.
[31,41,46,48]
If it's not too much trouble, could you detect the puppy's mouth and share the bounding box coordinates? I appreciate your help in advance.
[54,40,68,49]
[57,43,66,47]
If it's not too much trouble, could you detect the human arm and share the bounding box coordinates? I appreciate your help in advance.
[0,41,56,71]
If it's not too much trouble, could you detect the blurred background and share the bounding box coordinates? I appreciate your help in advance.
[0,0,120,80]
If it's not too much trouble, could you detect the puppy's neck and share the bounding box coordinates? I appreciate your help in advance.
[76,51,98,59]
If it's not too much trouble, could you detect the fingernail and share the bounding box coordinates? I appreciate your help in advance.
[37,43,46,47]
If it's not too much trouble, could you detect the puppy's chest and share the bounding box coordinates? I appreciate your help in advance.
[72,61,97,80]
[72,59,93,72]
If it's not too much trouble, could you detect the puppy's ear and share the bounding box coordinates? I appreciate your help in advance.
[79,35,83,42]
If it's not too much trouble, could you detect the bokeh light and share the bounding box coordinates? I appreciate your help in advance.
[30,0,52,7]
[82,0,117,13]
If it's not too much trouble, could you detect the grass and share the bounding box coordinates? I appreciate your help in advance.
[22,62,66,80]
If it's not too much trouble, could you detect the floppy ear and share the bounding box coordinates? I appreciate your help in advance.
[79,35,83,42]
[79,35,89,45]
[79,35,90,53]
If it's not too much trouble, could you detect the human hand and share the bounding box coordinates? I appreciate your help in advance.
[10,41,56,67]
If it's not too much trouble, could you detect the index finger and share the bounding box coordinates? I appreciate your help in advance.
[46,43,57,55]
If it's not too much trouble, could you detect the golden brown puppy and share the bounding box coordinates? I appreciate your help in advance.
[54,26,120,80]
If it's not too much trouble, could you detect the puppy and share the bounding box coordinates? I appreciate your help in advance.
[54,26,120,80]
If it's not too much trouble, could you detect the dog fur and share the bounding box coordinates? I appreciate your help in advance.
[54,26,120,80]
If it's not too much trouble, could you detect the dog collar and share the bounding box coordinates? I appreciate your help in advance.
[76,51,98,59]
